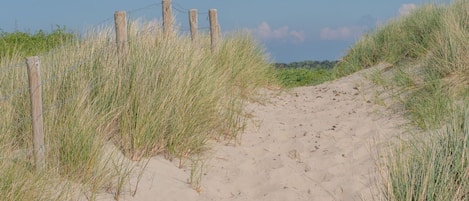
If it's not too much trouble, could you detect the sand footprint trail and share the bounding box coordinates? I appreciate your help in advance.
[113,65,407,201]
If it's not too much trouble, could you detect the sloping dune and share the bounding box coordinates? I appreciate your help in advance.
[101,63,408,201]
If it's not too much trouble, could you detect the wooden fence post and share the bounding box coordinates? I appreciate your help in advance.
[26,56,45,171]
[162,0,173,35]
[189,9,198,44]
[114,11,128,62]
[209,9,221,53]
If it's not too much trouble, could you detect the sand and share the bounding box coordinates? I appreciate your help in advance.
[99,63,408,201]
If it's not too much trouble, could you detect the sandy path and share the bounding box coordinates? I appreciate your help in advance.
[104,64,407,201]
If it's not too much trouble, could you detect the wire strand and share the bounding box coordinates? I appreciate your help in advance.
[0,86,30,102]
[0,62,25,72]
[127,3,161,15]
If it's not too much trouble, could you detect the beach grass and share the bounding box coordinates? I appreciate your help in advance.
[335,0,469,200]
[0,20,271,200]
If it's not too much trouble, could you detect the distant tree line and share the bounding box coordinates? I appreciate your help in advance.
[274,60,338,70]
[0,26,74,59]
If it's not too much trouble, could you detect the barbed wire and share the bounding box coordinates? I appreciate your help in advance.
[0,62,25,73]
[43,78,109,114]
[1,0,215,104]
[173,1,209,15]
[0,86,30,102]
[1,81,108,135]
[172,4,188,14]
[127,3,161,16]
[172,1,189,12]
[39,46,111,87]
[0,0,211,69]
[0,41,113,103]
[92,17,115,29]
[200,26,211,31]
[1,1,224,151]
[0,51,99,103]
[4,114,32,137]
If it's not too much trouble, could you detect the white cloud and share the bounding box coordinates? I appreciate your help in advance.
[290,30,306,42]
[399,3,417,16]
[252,21,306,43]
[320,25,367,41]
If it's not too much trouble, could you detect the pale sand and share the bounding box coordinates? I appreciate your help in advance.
[99,63,408,201]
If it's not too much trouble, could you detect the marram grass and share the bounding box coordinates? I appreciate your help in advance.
[0,20,271,200]
[336,0,469,200]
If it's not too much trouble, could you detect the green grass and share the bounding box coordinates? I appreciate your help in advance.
[0,21,272,200]
[381,105,469,201]
[334,0,469,200]
[0,26,74,60]
[273,67,333,88]
[333,3,442,78]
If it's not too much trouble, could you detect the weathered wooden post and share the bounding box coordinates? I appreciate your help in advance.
[209,9,221,53]
[114,11,128,61]
[189,9,198,44]
[162,0,173,35]
[26,56,45,171]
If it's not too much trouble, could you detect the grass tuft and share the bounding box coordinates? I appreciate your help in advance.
[0,20,272,199]
[336,1,469,200]
[380,105,469,201]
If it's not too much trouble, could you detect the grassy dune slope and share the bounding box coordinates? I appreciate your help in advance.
[0,21,271,200]
[336,1,469,200]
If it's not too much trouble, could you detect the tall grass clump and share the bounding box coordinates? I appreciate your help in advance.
[381,105,468,201]
[0,18,271,200]
[1,29,129,200]
[338,1,469,200]
[334,3,442,77]
[94,23,271,163]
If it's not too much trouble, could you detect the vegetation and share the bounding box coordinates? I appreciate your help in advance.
[381,107,469,201]
[272,60,336,88]
[5,0,469,200]
[273,67,333,88]
[336,0,468,200]
[0,26,74,59]
[0,21,271,200]
[274,60,337,69]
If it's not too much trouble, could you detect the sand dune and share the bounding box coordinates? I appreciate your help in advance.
[101,64,408,201]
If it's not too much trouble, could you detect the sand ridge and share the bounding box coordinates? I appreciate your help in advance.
[104,64,407,201]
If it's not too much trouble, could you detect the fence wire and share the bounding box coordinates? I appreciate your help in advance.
[1,0,219,136]
[0,86,30,102]
[0,62,25,73]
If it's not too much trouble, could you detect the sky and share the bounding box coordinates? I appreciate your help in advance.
[0,0,437,63]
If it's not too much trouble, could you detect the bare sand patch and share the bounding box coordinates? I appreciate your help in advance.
[101,64,407,201]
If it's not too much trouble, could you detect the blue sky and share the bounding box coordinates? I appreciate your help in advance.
[0,0,432,62]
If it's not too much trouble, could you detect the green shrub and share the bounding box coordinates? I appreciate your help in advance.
[0,27,74,59]
[273,68,333,88]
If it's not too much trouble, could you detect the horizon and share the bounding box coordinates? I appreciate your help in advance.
[0,0,438,63]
